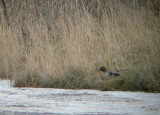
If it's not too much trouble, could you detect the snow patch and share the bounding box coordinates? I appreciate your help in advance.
[0,80,160,114]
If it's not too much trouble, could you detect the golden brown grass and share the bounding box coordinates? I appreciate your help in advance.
[0,1,160,92]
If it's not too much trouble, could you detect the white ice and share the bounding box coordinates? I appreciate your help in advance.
[0,80,160,115]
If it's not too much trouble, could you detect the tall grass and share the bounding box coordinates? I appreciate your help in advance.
[0,0,160,92]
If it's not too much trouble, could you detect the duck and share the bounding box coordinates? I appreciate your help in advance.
[97,66,120,78]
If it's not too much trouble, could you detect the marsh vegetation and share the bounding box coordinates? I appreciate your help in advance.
[0,0,160,92]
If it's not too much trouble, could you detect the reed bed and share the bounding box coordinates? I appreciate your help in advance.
[0,0,159,92]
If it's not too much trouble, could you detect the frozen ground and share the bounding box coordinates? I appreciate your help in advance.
[0,80,160,115]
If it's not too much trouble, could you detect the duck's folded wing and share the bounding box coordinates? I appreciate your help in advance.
[113,72,120,76]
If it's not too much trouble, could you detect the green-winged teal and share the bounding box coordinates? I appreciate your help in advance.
[98,66,120,78]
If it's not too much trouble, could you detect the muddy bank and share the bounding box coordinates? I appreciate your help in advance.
[0,80,160,115]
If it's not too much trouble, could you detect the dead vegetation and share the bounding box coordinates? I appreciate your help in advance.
[0,0,160,92]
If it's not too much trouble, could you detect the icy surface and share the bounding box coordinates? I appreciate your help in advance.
[0,80,160,115]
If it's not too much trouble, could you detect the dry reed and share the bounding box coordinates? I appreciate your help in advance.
[0,0,159,91]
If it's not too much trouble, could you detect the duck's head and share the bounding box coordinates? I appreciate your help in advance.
[97,66,107,72]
